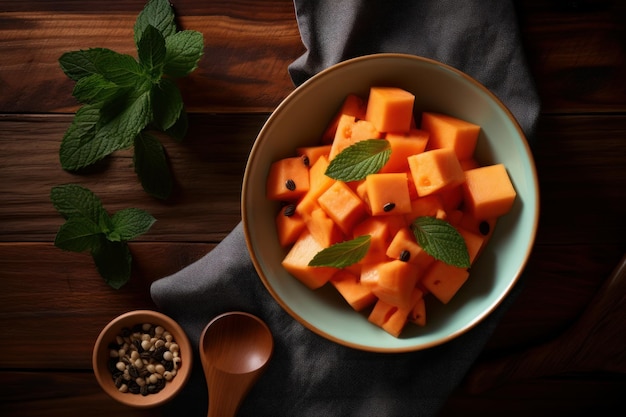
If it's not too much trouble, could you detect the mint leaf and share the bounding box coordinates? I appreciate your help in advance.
[51,184,155,289]
[60,90,151,171]
[165,106,188,142]
[134,0,177,47]
[325,139,391,182]
[51,184,107,221]
[54,217,103,252]
[95,88,152,148]
[411,217,470,268]
[96,52,146,87]
[138,25,166,80]
[134,132,173,199]
[151,78,183,131]
[163,30,205,78]
[59,105,102,171]
[111,208,156,241]
[59,48,119,81]
[308,235,371,268]
[92,238,132,289]
[72,74,123,104]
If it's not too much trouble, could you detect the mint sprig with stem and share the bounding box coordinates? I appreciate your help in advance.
[58,0,204,200]
[51,184,156,289]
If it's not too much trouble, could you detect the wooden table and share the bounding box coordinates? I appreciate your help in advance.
[1,1,625,415]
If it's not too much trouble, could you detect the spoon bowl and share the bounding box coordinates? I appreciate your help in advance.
[200,312,273,417]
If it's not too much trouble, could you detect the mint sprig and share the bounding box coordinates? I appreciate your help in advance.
[51,184,155,289]
[325,139,391,182]
[308,235,371,268]
[58,0,204,199]
[411,217,470,268]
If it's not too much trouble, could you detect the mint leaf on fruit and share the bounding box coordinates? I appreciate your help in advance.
[58,0,204,199]
[51,184,155,288]
[325,139,391,182]
[411,217,470,268]
[308,235,371,268]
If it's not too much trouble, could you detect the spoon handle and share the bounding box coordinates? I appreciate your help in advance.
[206,368,258,417]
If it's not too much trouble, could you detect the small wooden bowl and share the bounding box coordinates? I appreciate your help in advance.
[92,310,192,408]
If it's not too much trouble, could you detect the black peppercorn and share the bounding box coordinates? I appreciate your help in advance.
[285,179,296,191]
[383,202,395,212]
[479,221,490,236]
[283,204,296,217]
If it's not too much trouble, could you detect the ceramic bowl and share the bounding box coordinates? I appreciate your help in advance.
[92,310,192,408]
[242,53,539,352]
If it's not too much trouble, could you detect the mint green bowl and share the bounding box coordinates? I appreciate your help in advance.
[242,53,539,352]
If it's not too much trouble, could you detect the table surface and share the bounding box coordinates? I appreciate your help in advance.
[1,1,625,416]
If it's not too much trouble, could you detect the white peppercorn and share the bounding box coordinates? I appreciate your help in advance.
[107,323,181,396]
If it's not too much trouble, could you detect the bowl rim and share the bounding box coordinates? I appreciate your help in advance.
[92,309,192,408]
[242,52,539,353]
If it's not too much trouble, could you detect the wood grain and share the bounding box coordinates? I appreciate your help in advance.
[0,0,303,114]
[1,0,625,415]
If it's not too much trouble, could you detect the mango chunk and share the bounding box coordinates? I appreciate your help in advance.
[281,231,338,289]
[365,173,413,216]
[462,164,516,219]
[408,148,465,197]
[365,87,415,133]
[266,156,310,201]
[421,112,480,160]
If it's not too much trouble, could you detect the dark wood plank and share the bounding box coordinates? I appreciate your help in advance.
[0,113,265,242]
[1,0,626,114]
[532,115,626,246]
[516,0,626,114]
[0,0,302,114]
[0,242,212,369]
[441,374,626,417]
[0,371,159,417]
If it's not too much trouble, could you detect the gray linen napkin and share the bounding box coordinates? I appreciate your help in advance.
[151,1,540,416]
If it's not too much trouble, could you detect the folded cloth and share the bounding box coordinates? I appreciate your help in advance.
[151,1,540,416]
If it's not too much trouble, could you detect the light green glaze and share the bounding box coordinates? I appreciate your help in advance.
[242,54,539,352]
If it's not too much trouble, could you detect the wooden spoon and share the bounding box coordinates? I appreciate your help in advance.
[199,311,274,417]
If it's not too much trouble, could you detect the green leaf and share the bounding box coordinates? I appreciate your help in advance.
[134,0,177,47]
[54,217,103,252]
[325,139,391,182]
[72,74,124,104]
[411,217,470,268]
[92,238,132,289]
[59,48,119,81]
[95,88,152,150]
[308,235,371,268]
[165,106,188,142]
[111,208,156,241]
[133,132,173,199]
[59,105,103,171]
[50,184,107,221]
[138,24,166,80]
[151,78,183,131]
[163,30,205,78]
[96,52,146,87]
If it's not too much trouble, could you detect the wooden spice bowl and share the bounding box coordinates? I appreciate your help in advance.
[92,310,192,408]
